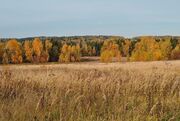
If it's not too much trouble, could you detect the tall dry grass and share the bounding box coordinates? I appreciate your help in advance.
[0,62,180,121]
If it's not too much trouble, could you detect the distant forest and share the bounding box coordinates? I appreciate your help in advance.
[0,36,179,64]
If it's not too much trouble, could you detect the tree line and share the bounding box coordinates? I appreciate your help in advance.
[0,36,179,64]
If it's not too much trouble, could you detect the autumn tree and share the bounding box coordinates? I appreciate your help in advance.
[70,45,76,62]
[81,42,88,56]
[59,44,70,62]
[87,46,97,56]
[122,39,132,57]
[32,38,43,62]
[171,42,180,59]
[159,38,172,60]
[87,45,92,56]
[130,37,163,61]
[2,50,9,64]
[71,44,81,62]
[0,42,5,63]
[4,39,23,64]
[44,39,52,54]
[40,39,53,63]
[49,44,59,62]
[100,40,121,62]
[59,44,81,62]
[24,40,33,62]
[92,46,96,56]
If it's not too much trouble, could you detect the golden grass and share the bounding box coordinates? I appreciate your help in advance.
[0,61,180,121]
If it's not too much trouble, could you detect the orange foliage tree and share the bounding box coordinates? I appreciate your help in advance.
[0,42,5,63]
[38,39,53,63]
[171,42,180,59]
[24,40,33,62]
[32,38,43,63]
[43,39,52,62]
[4,39,23,64]
[100,40,121,62]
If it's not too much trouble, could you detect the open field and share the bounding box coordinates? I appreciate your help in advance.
[0,60,180,121]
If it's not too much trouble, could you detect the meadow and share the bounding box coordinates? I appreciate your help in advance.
[0,60,180,121]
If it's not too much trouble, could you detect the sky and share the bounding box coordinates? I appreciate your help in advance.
[0,0,180,38]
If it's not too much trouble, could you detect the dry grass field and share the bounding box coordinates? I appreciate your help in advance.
[0,60,180,121]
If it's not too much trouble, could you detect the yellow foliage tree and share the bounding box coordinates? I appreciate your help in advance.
[59,44,81,62]
[75,44,81,61]
[24,40,33,62]
[122,39,132,57]
[100,40,121,62]
[70,45,76,62]
[70,44,81,62]
[159,38,172,60]
[45,39,52,53]
[2,50,9,64]
[59,44,70,62]
[5,39,23,64]
[130,37,163,61]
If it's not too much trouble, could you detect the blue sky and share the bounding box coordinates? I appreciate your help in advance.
[0,0,180,38]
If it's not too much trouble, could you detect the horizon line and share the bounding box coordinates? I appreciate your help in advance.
[0,34,179,39]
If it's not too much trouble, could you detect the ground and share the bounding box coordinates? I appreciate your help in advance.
[0,59,180,121]
[0,59,180,84]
